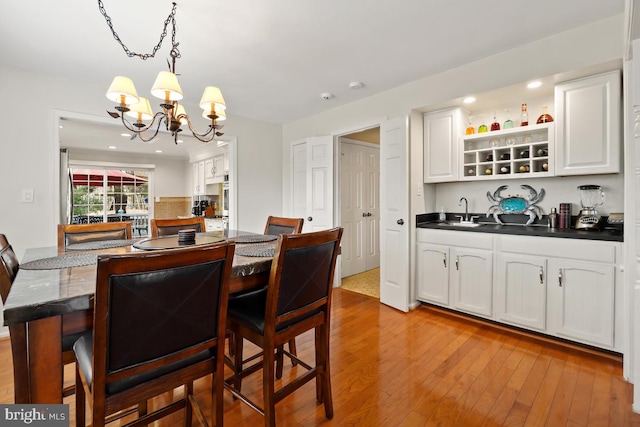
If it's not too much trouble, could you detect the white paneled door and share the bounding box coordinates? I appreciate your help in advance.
[340,141,380,278]
[380,117,409,312]
[291,136,334,233]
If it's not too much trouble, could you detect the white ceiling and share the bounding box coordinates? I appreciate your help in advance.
[1,0,625,157]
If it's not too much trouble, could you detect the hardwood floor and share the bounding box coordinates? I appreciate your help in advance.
[1,288,639,426]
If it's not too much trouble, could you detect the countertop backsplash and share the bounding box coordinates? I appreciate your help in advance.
[429,174,623,217]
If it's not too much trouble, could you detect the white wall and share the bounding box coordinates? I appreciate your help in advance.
[69,148,189,197]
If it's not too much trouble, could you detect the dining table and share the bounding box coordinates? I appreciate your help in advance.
[2,229,278,404]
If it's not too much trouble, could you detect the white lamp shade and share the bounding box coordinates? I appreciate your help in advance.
[125,97,153,121]
[203,108,226,121]
[175,104,188,124]
[150,71,183,101]
[199,86,226,111]
[106,76,139,105]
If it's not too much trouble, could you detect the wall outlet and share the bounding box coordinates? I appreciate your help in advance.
[21,188,34,203]
[416,184,422,196]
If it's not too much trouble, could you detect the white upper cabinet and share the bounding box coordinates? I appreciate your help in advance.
[554,70,621,176]
[423,108,463,183]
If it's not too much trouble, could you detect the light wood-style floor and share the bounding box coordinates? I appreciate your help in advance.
[1,288,639,426]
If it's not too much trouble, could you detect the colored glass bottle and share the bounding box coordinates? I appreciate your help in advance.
[520,103,528,126]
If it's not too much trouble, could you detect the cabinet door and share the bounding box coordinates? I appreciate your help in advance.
[496,253,547,331]
[416,243,449,306]
[423,108,461,183]
[213,154,225,179]
[450,247,492,317]
[205,158,215,180]
[192,162,204,195]
[554,70,621,175]
[547,259,614,348]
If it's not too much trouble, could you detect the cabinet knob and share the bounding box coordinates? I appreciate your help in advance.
[307,217,313,221]
[539,266,544,285]
[443,253,447,268]
[397,219,404,225]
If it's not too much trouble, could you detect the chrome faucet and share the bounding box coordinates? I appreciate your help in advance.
[459,197,469,222]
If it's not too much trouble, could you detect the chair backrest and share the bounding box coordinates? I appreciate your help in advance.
[264,216,304,236]
[0,234,19,304]
[58,222,132,248]
[92,241,234,394]
[266,227,342,330]
[151,217,206,237]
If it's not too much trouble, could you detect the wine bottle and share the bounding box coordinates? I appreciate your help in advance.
[520,103,528,126]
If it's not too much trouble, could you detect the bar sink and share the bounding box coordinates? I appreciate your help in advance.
[438,221,482,228]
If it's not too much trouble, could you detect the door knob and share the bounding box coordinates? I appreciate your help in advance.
[307,217,313,221]
[397,219,404,225]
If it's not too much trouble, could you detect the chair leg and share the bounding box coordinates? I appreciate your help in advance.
[232,332,244,393]
[184,383,193,427]
[263,346,277,427]
[287,338,298,366]
[275,345,284,379]
[317,324,333,419]
[75,368,85,427]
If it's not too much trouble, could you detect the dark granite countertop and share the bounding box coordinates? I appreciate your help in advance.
[416,213,623,242]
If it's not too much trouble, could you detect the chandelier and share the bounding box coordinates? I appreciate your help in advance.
[99,1,225,144]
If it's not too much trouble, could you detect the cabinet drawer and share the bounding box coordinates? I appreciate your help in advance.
[417,229,493,250]
[497,234,617,264]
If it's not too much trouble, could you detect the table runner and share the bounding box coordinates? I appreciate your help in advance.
[20,253,99,270]
[236,244,275,258]
[65,239,140,251]
[233,234,278,244]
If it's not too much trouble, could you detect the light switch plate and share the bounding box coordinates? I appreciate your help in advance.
[21,188,34,203]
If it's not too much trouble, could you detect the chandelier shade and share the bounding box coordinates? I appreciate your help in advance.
[150,71,184,102]
[199,86,226,111]
[125,97,153,121]
[106,76,139,105]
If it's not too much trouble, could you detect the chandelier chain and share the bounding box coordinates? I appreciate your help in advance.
[97,0,179,61]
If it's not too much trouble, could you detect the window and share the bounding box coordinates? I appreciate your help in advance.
[70,168,149,235]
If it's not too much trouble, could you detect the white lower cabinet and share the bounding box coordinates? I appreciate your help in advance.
[546,259,615,348]
[416,243,449,305]
[417,230,621,351]
[496,253,547,331]
[450,247,493,317]
[416,229,493,318]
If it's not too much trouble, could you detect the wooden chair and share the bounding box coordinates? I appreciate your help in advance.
[225,227,343,427]
[1,234,87,402]
[57,222,132,249]
[263,216,304,236]
[74,241,235,427]
[263,216,304,365]
[150,217,206,237]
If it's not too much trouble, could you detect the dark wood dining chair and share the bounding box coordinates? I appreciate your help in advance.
[263,216,304,236]
[151,217,206,237]
[74,241,235,427]
[263,216,304,366]
[225,227,343,427]
[57,222,132,249]
[1,233,87,402]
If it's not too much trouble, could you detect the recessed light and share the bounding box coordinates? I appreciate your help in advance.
[527,81,542,89]
[59,125,64,129]
[463,96,476,104]
[108,145,117,150]
[320,92,334,100]
[155,150,163,153]
[349,81,365,90]
[121,133,131,138]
